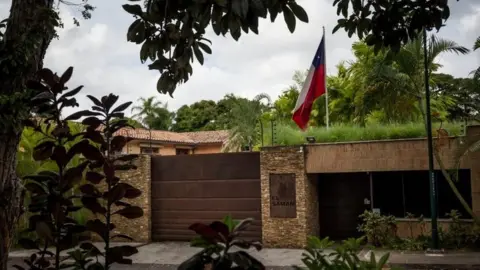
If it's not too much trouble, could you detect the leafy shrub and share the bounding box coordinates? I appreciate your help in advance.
[441,210,480,249]
[262,122,462,146]
[358,211,397,247]
[293,236,401,270]
[179,215,264,270]
[391,213,429,251]
[14,67,93,270]
[73,92,143,268]
[13,67,143,270]
[14,121,91,248]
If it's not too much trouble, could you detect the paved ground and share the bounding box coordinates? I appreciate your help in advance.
[8,242,480,269]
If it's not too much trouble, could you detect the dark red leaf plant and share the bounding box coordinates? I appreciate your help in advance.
[13,67,94,270]
[75,93,144,269]
[178,215,265,270]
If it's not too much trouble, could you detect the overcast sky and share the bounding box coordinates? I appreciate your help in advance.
[1,0,479,116]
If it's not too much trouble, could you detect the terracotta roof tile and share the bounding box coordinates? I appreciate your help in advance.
[180,130,230,144]
[115,128,229,144]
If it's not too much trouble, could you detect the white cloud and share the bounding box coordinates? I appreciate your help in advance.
[0,0,479,115]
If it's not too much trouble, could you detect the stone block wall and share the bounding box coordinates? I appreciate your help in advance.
[111,154,151,242]
[260,146,318,248]
[92,155,152,243]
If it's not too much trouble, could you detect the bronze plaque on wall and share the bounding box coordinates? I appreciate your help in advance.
[269,173,297,218]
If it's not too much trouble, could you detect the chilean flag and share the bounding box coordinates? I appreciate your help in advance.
[292,33,327,130]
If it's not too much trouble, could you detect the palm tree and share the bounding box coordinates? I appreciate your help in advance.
[343,33,469,123]
[473,37,480,81]
[131,97,165,129]
[382,33,469,117]
[222,93,272,152]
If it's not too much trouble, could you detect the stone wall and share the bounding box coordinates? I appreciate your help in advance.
[260,146,318,248]
[109,154,151,243]
[395,219,473,239]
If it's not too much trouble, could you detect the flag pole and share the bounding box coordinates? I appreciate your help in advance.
[323,26,330,129]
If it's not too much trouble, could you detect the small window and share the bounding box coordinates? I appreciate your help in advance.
[176,148,190,155]
[140,147,159,154]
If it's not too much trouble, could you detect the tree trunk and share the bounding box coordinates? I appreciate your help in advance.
[0,132,22,270]
[0,0,55,269]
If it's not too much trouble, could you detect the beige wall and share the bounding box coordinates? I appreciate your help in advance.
[159,144,177,155]
[305,137,467,173]
[395,219,467,239]
[194,144,223,154]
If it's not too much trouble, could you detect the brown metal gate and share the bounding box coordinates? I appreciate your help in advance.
[151,152,262,242]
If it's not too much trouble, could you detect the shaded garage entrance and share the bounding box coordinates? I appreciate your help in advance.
[316,170,472,240]
[317,172,371,240]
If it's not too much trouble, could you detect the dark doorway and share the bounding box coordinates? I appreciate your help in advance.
[318,172,371,240]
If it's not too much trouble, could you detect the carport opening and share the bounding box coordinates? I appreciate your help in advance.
[317,170,472,240]
[372,169,472,219]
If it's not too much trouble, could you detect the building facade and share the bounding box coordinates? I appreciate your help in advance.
[112,125,480,248]
[115,128,229,155]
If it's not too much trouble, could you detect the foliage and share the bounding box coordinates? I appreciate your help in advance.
[332,0,452,53]
[131,96,174,130]
[179,216,264,270]
[74,93,144,269]
[13,67,92,270]
[473,37,480,81]
[262,121,462,146]
[123,0,309,96]
[17,122,86,179]
[14,121,92,249]
[386,213,430,252]
[172,100,218,132]
[358,211,397,247]
[440,210,480,249]
[431,74,480,122]
[222,93,271,152]
[13,67,143,270]
[357,211,480,251]
[293,236,401,270]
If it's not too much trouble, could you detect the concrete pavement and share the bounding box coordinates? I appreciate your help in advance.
[8,242,480,269]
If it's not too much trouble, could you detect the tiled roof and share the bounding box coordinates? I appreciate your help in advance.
[180,130,230,144]
[116,128,229,144]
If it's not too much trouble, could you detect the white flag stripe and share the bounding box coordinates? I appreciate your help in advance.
[292,64,315,113]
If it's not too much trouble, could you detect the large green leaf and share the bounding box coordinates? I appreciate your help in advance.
[282,6,296,33]
[288,2,308,23]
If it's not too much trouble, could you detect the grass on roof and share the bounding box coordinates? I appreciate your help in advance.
[261,122,465,146]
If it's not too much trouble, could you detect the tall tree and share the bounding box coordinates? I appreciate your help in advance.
[131,96,173,130]
[379,33,469,119]
[431,74,480,122]
[215,94,251,130]
[474,37,480,80]
[172,100,218,132]
[222,93,271,152]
